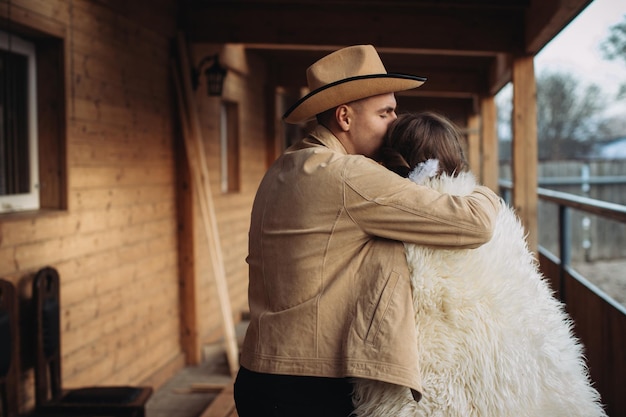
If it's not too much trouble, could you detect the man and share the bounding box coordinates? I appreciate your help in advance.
[234,45,501,417]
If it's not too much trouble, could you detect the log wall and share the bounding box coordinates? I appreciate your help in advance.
[0,0,266,412]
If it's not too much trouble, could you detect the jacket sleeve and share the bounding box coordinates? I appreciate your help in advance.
[342,156,501,249]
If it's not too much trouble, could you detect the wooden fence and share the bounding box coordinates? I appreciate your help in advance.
[500,159,626,261]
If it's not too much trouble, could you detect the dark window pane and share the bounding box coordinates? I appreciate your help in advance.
[0,50,29,196]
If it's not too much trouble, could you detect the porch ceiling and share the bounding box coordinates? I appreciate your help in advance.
[181,0,592,100]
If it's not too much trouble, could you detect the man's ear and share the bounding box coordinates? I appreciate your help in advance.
[336,105,351,131]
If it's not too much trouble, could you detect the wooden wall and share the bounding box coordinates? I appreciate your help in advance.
[0,0,267,413]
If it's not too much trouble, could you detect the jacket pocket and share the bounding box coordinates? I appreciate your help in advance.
[364,270,401,345]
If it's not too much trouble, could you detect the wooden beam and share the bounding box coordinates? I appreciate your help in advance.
[272,66,488,96]
[184,0,590,55]
[0,2,67,38]
[488,53,512,95]
[480,95,499,192]
[525,0,593,54]
[198,383,236,417]
[174,110,200,365]
[184,5,523,53]
[251,47,493,96]
[406,69,488,96]
[173,67,202,366]
[511,55,538,254]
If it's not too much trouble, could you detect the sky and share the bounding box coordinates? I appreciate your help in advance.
[534,0,626,117]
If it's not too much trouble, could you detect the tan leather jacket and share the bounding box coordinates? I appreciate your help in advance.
[240,125,500,399]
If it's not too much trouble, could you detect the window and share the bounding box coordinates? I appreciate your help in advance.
[220,101,240,193]
[0,26,66,216]
[0,30,39,213]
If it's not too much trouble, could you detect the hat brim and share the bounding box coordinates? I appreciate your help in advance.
[283,73,426,124]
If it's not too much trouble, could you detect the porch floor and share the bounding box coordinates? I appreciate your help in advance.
[145,354,233,417]
[146,321,246,417]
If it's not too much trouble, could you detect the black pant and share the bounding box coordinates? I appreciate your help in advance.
[234,366,355,417]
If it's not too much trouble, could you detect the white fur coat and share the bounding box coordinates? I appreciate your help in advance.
[352,171,606,417]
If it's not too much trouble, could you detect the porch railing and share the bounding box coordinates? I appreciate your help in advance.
[499,180,626,417]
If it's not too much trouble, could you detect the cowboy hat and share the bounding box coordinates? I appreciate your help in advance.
[283,45,426,124]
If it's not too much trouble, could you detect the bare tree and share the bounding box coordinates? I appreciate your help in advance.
[497,70,618,162]
[601,14,626,99]
[536,71,606,160]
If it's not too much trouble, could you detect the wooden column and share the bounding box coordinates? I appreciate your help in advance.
[511,55,538,254]
[175,115,201,365]
[480,95,499,192]
[466,113,480,179]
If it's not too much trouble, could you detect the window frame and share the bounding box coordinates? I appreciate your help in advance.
[0,20,67,219]
[0,30,40,213]
[219,100,240,193]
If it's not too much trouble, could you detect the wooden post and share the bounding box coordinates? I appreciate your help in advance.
[480,95,499,192]
[173,32,239,377]
[466,113,480,179]
[511,55,538,254]
[175,104,201,365]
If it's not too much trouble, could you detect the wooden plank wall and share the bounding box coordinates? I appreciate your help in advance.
[0,0,267,413]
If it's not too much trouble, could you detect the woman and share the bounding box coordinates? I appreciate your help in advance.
[351,112,606,417]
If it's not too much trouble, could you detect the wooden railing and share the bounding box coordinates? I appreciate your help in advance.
[500,180,626,417]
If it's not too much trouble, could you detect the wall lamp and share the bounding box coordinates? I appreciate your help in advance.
[192,54,227,96]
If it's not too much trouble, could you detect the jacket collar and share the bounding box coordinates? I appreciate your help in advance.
[308,125,349,155]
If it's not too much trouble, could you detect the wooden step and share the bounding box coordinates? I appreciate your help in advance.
[199,383,237,417]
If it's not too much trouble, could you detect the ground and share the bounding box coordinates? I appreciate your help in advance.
[571,259,626,307]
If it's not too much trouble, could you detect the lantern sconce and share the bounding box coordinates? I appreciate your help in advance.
[191,54,227,97]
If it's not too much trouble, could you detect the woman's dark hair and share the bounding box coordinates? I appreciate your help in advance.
[380,112,469,177]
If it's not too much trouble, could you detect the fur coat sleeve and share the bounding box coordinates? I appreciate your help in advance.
[352,171,606,417]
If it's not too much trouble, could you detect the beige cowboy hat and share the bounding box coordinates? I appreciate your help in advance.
[283,44,426,124]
